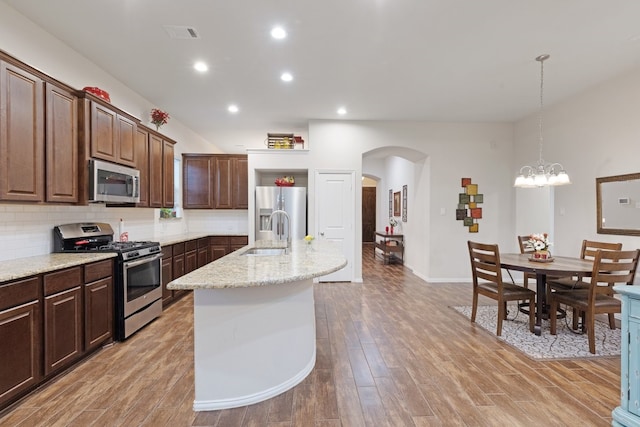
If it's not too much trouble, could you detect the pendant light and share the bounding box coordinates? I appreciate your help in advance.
[514,54,571,188]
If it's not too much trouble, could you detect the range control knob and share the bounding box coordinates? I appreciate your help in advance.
[128,251,139,259]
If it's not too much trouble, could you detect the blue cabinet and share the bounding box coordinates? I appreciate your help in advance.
[613,286,640,427]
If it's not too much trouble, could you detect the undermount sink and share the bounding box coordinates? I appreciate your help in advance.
[241,247,287,256]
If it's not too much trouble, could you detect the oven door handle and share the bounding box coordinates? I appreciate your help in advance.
[123,253,162,268]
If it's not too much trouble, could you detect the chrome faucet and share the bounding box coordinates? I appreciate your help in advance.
[267,209,291,252]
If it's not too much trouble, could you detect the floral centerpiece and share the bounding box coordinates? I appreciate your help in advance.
[528,233,552,260]
[150,108,170,130]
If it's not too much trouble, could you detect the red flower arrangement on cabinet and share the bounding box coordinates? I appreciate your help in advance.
[150,108,170,130]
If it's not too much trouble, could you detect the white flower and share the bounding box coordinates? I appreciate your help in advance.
[528,233,552,251]
[389,217,399,227]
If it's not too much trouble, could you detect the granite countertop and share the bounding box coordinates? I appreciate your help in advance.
[167,239,347,290]
[0,252,117,283]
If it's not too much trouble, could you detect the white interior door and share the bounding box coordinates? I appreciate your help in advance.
[315,171,354,282]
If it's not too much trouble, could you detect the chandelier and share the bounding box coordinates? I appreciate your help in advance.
[514,54,571,188]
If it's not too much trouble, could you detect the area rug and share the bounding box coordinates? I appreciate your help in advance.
[451,305,620,360]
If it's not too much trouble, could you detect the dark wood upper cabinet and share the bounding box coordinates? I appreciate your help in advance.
[148,133,163,208]
[0,61,45,202]
[214,156,233,209]
[148,131,175,208]
[89,102,117,161]
[45,82,78,203]
[89,101,137,168]
[183,154,214,209]
[135,127,149,207]
[232,156,248,209]
[183,154,247,210]
[163,140,174,208]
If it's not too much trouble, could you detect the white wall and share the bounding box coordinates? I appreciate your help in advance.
[308,120,516,282]
[514,66,640,260]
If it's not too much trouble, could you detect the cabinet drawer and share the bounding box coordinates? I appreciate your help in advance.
[629,298,640,320]
[0,276,41,312]
[161,246,173,258]
[44,267,82,296]
[84,259,113,283]
[172,242,185,255]
[209,236,228,246]
[185,239,197,252]
[197,237,209,249]
[230,236,248,246]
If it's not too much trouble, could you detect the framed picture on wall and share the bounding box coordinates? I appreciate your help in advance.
[389,189,393,216]
[402,185,407,222]
[393,191,401,217]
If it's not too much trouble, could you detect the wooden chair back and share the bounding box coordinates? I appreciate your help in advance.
[581,240,622,260]
[517,235,534,254]
[588,249,640,299]
[468,241,503,290]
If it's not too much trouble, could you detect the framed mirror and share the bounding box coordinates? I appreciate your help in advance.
[596,172,640,235]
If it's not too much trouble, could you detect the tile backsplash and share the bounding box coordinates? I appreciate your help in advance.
[0,204,249,262]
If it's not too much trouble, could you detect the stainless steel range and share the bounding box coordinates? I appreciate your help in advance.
[53,222,162,340]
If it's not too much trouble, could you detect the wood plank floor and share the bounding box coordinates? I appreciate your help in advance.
[0,244,620,426]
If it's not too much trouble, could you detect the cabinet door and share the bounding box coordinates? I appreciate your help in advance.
[232,156,248,209]
[84,277,113,351]
[148,133,163,207]
[0,300,41,407]
[90,101,118,163]
[44,286,83,375]
[173,254,185,279]
[214,156,233,209]
[0,61,44,202]
[161,256,173,306]
[163,140,174,208]
[185,250,197,274]
[135,127,149,207]
[183,155,213,209]
[116,114,136,167]
[0,276,41,408]
[45,82,78,203]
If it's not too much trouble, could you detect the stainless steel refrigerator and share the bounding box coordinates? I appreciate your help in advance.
[255,186,307,241]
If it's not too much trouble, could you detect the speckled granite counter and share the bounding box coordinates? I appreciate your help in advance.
[167,239,347,290]
[0,252,117,283]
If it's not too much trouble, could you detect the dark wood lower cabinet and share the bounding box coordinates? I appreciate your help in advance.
[84,277,112,351]
[0,296,41,406]
[210,235,249,261]
[44,286,83,376]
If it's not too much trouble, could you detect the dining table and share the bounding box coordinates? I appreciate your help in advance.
[500,253,594,335]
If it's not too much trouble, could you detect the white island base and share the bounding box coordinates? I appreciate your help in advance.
[192,278,315,411]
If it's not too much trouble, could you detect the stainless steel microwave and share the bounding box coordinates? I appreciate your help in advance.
[88,159,140,203]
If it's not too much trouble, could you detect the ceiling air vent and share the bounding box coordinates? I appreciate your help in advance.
[163,25,200,39]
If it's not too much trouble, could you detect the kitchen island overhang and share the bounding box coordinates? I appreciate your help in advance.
[167,240,347,411]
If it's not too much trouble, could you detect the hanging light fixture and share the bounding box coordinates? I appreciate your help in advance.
[514,54,571,188]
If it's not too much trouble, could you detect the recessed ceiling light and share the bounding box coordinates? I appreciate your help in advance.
[337,107,347,115]
[280,72,293,82]
[194,61,208,72]
[228,104,239,113]
[271,26,287,40]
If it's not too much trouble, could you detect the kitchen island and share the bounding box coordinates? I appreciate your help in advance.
[167,239,347,411]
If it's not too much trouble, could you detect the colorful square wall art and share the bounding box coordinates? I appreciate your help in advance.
[457,178,483,233]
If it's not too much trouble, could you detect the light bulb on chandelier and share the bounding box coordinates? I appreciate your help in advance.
[514,54,571,188]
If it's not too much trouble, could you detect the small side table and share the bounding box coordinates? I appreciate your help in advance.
[374,232,404,265]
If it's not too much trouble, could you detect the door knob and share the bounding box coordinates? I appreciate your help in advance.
[320,232,325,236]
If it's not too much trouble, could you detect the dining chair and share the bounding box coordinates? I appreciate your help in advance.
[468,241,536,336]
[547,240,623,329]
[517,235,536,289]
[549,248,640,354]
